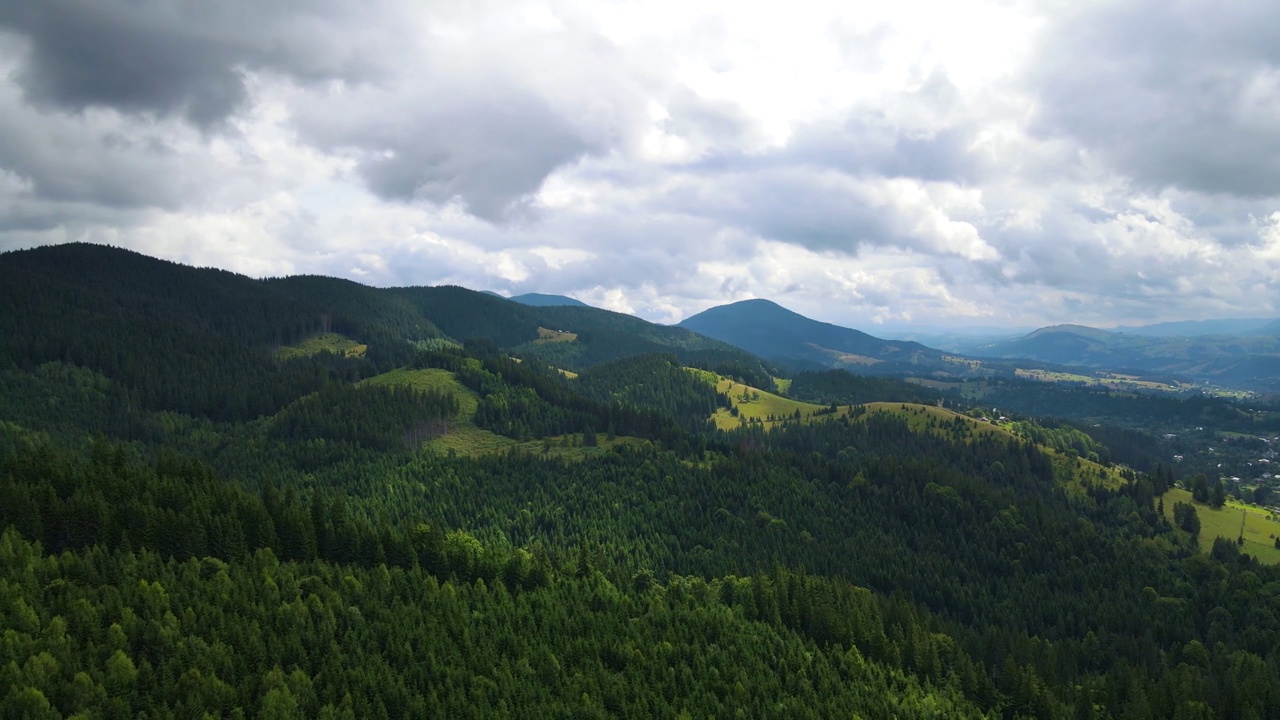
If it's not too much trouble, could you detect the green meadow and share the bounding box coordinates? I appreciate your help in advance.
[1162,487,1280,564]
[273,332,368,360]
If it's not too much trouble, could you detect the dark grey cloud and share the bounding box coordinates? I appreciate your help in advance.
[783,123,978,184]
[0,0,398,127]
[688,169,891,254]
[1028,0,1280,196]
[0,1,634,221]
[0,70,226,217]
[301,92,597,221]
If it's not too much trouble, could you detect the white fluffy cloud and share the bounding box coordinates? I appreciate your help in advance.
[1,0,1278,330]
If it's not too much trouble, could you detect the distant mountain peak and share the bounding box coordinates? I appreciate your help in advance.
[677,298,945,372]
[1024,324,1114,341]
[510,293,589,308]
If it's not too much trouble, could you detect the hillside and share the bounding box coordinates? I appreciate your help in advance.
[0,243,768,392]
[5,244,1280,717]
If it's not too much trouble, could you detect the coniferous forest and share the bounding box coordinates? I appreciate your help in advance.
[5,244,1280,718]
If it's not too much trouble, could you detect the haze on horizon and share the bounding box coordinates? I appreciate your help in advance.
[1,1,1278,331]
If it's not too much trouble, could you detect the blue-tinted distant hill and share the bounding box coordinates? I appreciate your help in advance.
[1112,318,1277,337]
[676,299,959,374]
[974,323,1280,391]
[510,293,589,308]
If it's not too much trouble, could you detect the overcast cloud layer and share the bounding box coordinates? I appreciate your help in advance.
[2,0,1278,330]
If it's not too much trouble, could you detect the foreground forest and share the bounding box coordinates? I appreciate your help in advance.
[4,244,1280,718]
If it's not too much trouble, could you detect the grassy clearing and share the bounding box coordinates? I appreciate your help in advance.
[703,379,1128,492]
[361,367,478,419]
[426,425,518,456]
[362,367,636,459]
[1014,368,1182,393]
[856,403,1132,490]
[274,333,367,360]
[684,367,721,386]
[859,402,1014,439]
[1161,488,1280,564]
[1047,449,1129,492]
[361,368,515,455]
[824,352,882,366]
[774,377,792,394]
[941,356,983,370]
[512,433,649,460]
[710,378,851,430]
[535,327,577,343]
[905,378,964,391]
[1015,368,1097,384]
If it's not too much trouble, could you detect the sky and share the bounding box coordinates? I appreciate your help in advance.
[1,0,1278,331]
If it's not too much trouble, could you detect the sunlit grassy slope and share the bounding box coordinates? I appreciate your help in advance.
[273,332,368,360]
[1161,488,1280,564]
[710,378,854,430]
[535,327,577,343]
[361,368,512,455]
[702,373,1130,491]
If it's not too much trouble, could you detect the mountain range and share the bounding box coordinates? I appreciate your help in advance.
[5,242,1280,717]
[9,242,1275,392]
[676,299,1280,392]
[970,323,1280,391]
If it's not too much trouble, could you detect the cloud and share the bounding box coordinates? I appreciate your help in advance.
[0,0,1278,331]
[0,0,398,127]
[293,83,600,221]
[1026,0,1280,196]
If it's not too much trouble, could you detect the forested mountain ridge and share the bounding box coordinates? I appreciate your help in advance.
[0,243,768,408]
[4,243,1280,718]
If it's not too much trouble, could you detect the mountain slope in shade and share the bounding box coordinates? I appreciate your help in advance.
[676,299,946,372]
[510,292,589,307]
